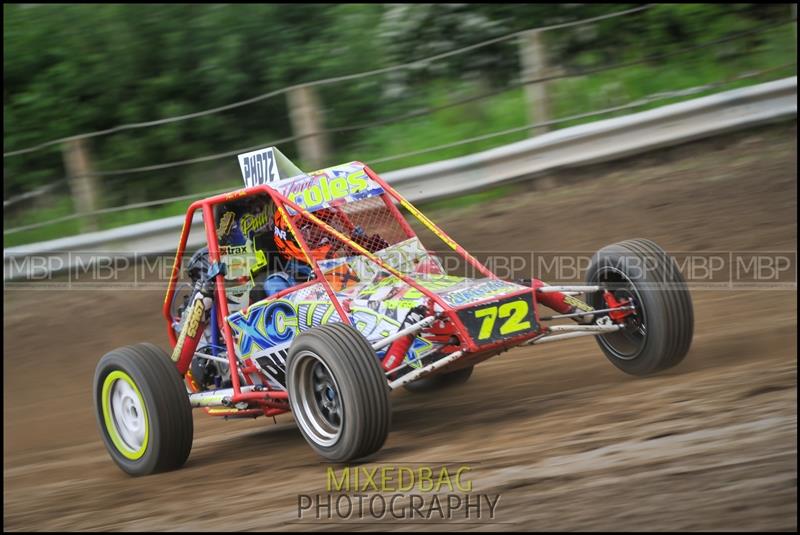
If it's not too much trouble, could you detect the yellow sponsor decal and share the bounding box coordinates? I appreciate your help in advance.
[473,299,532,340]
[172,297,206,362]
[564,294,594,312]
[208,407,247,415]
[240,205,270,237]
[287,172,370,211]
[217,211,236,237]
[185,298,205,338]
[399,198,459,251]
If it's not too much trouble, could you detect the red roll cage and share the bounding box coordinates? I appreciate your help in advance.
[161,164,551,413]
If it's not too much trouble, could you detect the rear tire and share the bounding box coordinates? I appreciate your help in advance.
[403,365,474,392]
[93,343,193,476]
[584,239,694,376]
[287,322,391,462]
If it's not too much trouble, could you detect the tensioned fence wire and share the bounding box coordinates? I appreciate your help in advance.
[2,5,655,158]
[48,18,794,180]
[4,62,792,237]
[3,10,790,210]
[3,12,794,237]
[367,63,797,166]
[3,180,69,208]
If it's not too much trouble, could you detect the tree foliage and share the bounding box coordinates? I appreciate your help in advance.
[3,3,791,203]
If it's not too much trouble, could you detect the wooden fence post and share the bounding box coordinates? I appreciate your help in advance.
[518,29,552,136]
[287,84,331,170]
[62,138,100,232]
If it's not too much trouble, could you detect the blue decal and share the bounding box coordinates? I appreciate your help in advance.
[229,300,298,359]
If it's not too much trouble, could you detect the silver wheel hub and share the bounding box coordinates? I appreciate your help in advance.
[289,351,343,447]
[110,379,146,451]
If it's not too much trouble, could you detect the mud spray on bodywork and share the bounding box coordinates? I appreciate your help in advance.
[171,278,215,375]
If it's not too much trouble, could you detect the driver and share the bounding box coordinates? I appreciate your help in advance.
[267,206,389,296]
[266,208,342,296]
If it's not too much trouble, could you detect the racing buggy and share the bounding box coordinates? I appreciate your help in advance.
[93,147,694,475]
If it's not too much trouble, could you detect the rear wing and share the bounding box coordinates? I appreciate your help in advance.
[238,146,384,214]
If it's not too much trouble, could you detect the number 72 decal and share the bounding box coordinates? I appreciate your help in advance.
[457,293,537,343]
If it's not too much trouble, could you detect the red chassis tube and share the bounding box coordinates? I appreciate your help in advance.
[162,166,581,407]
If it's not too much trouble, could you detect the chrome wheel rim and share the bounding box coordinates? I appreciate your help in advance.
[290,351,343,447]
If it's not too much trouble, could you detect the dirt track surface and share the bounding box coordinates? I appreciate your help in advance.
[4,122,797,531]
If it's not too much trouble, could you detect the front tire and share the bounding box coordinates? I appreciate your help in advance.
[287,322,391,462]
[93,343,193,476]
[584,239,694,376]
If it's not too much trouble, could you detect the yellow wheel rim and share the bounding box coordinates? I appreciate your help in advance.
[101,370,149,460]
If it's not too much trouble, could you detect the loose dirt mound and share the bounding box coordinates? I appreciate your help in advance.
[4,122,797,531]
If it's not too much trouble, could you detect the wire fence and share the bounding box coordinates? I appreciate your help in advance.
[3,6,796,240]
[2,4,655,159]
[3,180,68,208]
[367,63,797,166]
[18,17,791,182]
[4,62,792,237]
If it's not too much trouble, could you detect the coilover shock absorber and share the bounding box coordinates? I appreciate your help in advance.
[530,279,595,323]
[171,277,215,376]
[381,306,428,372]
